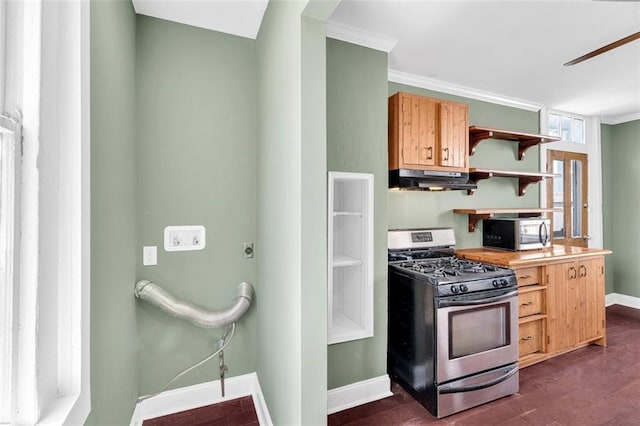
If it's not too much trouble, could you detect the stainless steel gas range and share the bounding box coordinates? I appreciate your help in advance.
[387,228,519,418]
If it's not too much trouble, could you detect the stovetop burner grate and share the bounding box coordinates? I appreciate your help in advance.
[390,254,514,287]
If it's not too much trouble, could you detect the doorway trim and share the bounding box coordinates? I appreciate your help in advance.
[539,109,603,249]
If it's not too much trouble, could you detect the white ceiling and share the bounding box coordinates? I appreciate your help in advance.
[132,0,269,40]
[328,0,640,122]
[131,0,640,123]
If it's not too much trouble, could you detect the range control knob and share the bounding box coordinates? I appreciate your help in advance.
[500,279,508,287]
[451,286,460,294]
[459,284,469,293]
[492,280,499,288]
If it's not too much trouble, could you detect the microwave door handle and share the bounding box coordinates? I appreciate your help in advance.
[440,366,518,394]
[539,221,549,246]
[438,290,518,308]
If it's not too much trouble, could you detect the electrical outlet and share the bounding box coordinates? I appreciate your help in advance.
[243,242,254,259]
[143,246,157,266]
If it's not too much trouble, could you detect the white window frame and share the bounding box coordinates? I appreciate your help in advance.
[547,110,586,144]
[1,0,91,424]
[539,107,604,249]
[0,114,21,425]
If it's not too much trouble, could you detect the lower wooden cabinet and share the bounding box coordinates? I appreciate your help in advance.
[546,257,606,353]
[456,247,610,369]
[507,257,605,367]
[514,266,547,366]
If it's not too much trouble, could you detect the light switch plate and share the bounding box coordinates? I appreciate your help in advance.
[164,225,206,252]
[143,246,157,266]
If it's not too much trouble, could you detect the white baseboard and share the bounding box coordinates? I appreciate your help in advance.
[327,374,393,415]
[606,292,640,309]
[129,372,272,426]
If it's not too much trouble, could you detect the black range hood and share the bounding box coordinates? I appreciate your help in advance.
[389,169,477,191]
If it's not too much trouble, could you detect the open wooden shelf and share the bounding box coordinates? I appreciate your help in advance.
[467,168,556,196]
[453,208,560,232]
[469,126,560,160]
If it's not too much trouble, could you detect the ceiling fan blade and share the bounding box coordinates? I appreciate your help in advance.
[564,31,640,66]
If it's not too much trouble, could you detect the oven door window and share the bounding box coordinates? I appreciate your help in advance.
[449,302,510,359]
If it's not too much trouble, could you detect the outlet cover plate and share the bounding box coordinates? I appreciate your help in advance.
[143,246,157,266]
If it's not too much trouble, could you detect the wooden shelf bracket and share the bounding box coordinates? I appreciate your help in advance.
[469,126,560,160]
[467,213,492,232]
[467,168,555,196]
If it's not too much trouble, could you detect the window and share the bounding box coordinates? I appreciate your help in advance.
[0,1,90,423]
[548,112,585,144]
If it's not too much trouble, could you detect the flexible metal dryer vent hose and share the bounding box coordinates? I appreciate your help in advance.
[134,280,253,328]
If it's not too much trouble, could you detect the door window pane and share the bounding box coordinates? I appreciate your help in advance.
[552,160,565,238]
[571,160,582,238]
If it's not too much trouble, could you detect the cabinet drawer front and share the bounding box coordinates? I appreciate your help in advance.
[519,320,543,357]
[515,267,541,287]
[519,290,543,317]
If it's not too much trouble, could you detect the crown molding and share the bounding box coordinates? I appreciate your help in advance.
[388,69,544,112]
[325,21,397,53]
[601,111,640,125]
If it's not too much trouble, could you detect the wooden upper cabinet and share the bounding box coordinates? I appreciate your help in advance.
[400,95,437,167]
[439,101,468,169]
[389,92,468,172]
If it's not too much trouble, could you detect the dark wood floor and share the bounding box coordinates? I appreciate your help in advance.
[143,395,259,426]
[142,305,639,425]
[329,304,640,426]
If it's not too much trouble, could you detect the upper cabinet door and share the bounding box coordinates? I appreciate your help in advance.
[439,101,468,169]
[401,96,437,167]
[388,92,469,172]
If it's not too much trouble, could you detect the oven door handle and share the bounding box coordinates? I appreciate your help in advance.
[439,366,518,394]
[437,290,518,308]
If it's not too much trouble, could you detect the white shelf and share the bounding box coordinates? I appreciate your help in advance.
[330,310,367,341]
[333,254,363,267]
[328,171,374,345]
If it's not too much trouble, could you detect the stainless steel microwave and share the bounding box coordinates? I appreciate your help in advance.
[483,218,550,251]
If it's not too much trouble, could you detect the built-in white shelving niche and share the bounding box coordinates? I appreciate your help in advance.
[328,171,374,345]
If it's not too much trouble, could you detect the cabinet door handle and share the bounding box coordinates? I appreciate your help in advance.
[518,275,532,280]
[427,146,433,159]
[521,336,533,341]
[520,301,534,306]
[579,265,587,277]
[569,266,577,279]
[443,147,449,161]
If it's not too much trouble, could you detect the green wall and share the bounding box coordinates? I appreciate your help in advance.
[606,120,640,298]
[134,16,258,395]
[601,124,614,294]
[301,6,337,421]
[326,39,389,389]
[255,2,336,423]
[387,83,541,249]
[88,0,139,423]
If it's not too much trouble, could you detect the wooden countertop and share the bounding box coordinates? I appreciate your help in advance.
[455,245,612,268]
